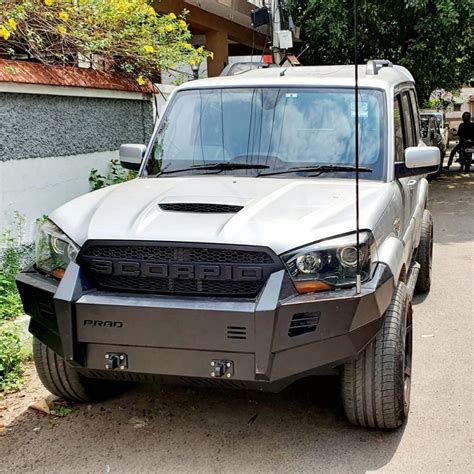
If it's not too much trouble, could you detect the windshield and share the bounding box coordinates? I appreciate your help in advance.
[143,87,386,180]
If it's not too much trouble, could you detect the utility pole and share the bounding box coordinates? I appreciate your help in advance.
[250,0,285,64]
[269,0,283,64]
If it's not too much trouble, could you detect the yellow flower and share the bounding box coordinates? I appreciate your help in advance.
[44,0,54,6]
[59,11,69,22]
[168,12,176,20]
[143,45,154,54]
[178,19,187,29]
[136,75,146,86]
[148,6,156,16]
[0,25,11,40]
[7,19,17,31]
[179,42,192,50]
[164,24,174,32]
[57,25,66,35]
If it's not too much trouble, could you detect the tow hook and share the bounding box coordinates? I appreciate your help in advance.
[105,353,128,370]
[210,360,234,378]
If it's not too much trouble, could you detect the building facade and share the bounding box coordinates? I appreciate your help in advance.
[155,0,268,78]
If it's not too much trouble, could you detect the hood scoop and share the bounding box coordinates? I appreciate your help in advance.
[159,203,244,214]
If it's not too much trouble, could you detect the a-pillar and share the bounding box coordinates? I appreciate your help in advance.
[206,30,228,77]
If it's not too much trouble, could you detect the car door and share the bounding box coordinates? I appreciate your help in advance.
[393,93,412,238]
[398,91,420,252]
[431,118,445,155]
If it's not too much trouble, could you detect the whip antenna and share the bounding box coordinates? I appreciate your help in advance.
[353,0,361,294]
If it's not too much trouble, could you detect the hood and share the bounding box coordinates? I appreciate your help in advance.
[51,176,395,255]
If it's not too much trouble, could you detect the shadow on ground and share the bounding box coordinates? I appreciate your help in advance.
[2,376,405,472]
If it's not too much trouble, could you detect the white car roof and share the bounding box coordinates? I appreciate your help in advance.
[179,64,415,93]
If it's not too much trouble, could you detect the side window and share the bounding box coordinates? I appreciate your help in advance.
[401,92,415,147]
[394,95,405,162]
[408,90,420,143]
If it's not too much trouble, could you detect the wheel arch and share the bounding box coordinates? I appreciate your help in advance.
[376,236,405,287]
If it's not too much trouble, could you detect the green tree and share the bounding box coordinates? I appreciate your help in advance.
[0,0,211,84]
[287,0,474,101]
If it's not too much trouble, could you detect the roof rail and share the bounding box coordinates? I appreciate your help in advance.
[366,59,393,75]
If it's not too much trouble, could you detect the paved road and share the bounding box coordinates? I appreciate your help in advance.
[1,173,473,473]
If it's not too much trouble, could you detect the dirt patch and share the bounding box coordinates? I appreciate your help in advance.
[0,362,50,432]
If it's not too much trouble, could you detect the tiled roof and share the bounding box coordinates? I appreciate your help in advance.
[0,59,156,94]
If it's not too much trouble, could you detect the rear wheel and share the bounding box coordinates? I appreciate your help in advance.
[465,156,471,172]
[33,337,120,402]
[415,209,433,293]
[341,282,412,429]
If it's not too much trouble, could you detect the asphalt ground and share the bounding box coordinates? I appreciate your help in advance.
[1,172,473,473]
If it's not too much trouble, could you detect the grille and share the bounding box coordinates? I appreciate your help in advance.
[83,245,273,265]
[159,203,243,213]
[79,242,280,297]
[288,312,320,337]
[37,296,55,320]
[227,326,247,340]
[94,275,262,296]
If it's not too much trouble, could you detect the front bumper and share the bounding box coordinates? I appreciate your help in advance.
[17,263,394,391]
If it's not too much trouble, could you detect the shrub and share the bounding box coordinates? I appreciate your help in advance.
[89,159,137,191]
[0,214,31,321]
[0,323,27,393]
[0,0,211,83]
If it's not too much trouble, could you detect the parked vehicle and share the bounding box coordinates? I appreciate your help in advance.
[421,112,446,158]
[458,139,474,171]
[421,109,448,149]
[17,60,440,429]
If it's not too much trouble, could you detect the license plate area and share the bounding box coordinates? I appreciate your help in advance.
[75,294,256,352]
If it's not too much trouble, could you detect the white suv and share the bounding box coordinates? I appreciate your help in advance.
[17,60,440,429]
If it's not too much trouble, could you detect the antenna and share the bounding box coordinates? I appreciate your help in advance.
[353,0,362,295]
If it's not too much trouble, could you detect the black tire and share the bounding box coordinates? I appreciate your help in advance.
[415,209,433,294]
[341,282,412,429]
[33,337,120,402]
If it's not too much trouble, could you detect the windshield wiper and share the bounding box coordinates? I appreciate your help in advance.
[158,162,270,176]
[257,164,373,177]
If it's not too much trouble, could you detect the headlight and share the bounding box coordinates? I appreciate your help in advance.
[35,220,79,278]
[281,231,376,294]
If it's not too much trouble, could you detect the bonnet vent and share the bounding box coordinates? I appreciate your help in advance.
[159,203,243,214]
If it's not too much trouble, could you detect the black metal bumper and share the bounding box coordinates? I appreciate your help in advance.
[16,263,394,391]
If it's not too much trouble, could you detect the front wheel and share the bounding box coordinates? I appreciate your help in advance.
[33,338,121,402]
[341,282,412,429]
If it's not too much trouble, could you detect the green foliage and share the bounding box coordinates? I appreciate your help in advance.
[0,0,211,83]
[89,159,137,191]
[0,323,27,393]
[51,403,74,417]
[287,0,474,101]
[424,98,442,110]
[0,214,29,322]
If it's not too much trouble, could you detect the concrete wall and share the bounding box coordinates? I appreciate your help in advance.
[0,151,119,240]
[0,83,155,242]
[0,93,153,161]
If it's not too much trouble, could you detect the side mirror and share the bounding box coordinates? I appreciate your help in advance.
[119,144,146,171]
[395,147,440,178]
